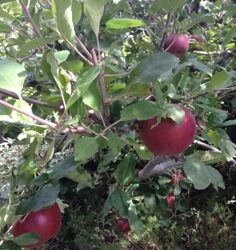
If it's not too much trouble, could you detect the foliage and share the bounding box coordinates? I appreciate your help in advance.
[0,0,236,249]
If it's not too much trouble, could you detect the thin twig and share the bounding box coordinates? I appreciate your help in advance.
[0,99,57,129]
[18,0,42,38]
[75,36,93,61]
[160,12,172,50]
[0,88,62,110]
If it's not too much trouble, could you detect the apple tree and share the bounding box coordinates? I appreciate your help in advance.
[0,0,235,248]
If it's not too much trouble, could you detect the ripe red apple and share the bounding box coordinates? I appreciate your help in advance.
[12,203,62,249]
[164,33,189,57]
[166,193,176,207]
[116,218,130,233]
[138,106,196,155]
[191,34,204,43]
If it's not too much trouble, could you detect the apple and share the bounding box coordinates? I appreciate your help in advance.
[138,106,196,155]
[164,33,189,57]
[116,218,130,233]
[166,193,176,207]
[191,34,204,43]
[12,203,62,249]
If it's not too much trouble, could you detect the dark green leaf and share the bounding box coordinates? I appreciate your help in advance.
[16,185,60,215]
[183,158,225,190]
[121,100,160,121]
[74,136,98,162]
[207,71,230,90]
[14,233,40,246]
[116,156,136,185]
[130,52,178,83]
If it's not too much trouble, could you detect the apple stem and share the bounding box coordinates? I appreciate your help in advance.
[138,157,182,180]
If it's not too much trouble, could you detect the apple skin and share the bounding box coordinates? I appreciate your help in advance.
[12,203,62,249]
[138,106,196,155]
[166,193,176,207]
[116,218,131,233]
[164,33,189,57]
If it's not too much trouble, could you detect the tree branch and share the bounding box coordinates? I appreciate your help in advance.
[160,12,172,50]
[0,88,62,110]
[18,0,42,38]
[138,157,182,180]
[0,99,57,129]
[75,36,93,62]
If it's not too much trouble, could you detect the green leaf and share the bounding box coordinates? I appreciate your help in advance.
[190,150,225,165]
[155,0,187,11]
[188,58,212,76]
[182,14,213,31]
[19,37,57,56]
[106,18,146,29]
[74,136,98,162]
[54,50,70,64]
[116,156,136,185]
[0,21,11,33]
[0,59,26,95]
[66,167,92,187]
[130,52,178,84]
[162,104,185,124]
[72,0,82,25]
[222,26,236,47]
[84,0,107,37]
[103,189,129,217]
[183,158,225,190]
[52,0,75,45]
[14,232,40,246]
[0,8,14,20]
[121,100,160,121]
[67,66,100,108]
[107,132,126,155]
[82,83,102,112]
[207,71,230,90]
[16,185,60,215]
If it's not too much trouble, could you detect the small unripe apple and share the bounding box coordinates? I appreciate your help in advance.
[164,33,189,57]
[116,218,130,233]
[166,193,176,207]
[12,203,62,249]
[138,106,196,155]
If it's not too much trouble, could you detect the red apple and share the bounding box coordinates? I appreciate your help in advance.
[164,33,189,57]
[12,203,62,249]
[138,106,196,155]
[166,193,176,207]
[116,218,130,233]
[191,34,204,43]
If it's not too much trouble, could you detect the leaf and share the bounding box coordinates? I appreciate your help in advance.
[82,83,102,112]
[0,59,26,96]
[66,167,92,187]
[182,14,213,31]
[0,20,11,33]
[107,132,126,155]
[74,136,98,162]
[16,185,60,215]
[14,233,40,246]
[183,158,225,190]
[162,104,185,124]
[207,71,230,90]
[120,100,160,121]
[54,50,70,64]
[84,0,107,37]
[155,0,187,11]
[222,26,236,47]
[0,8,14,20]
[190,150,225,165]
[103,189,129,217]
[130,52,178,84]
[106,18,146,29]
[52,0,75,45]
[67,66,100,108]
[115,156,136,185]
[19,37,57,56]
[188,58,212,76]
[72,0,82,25]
